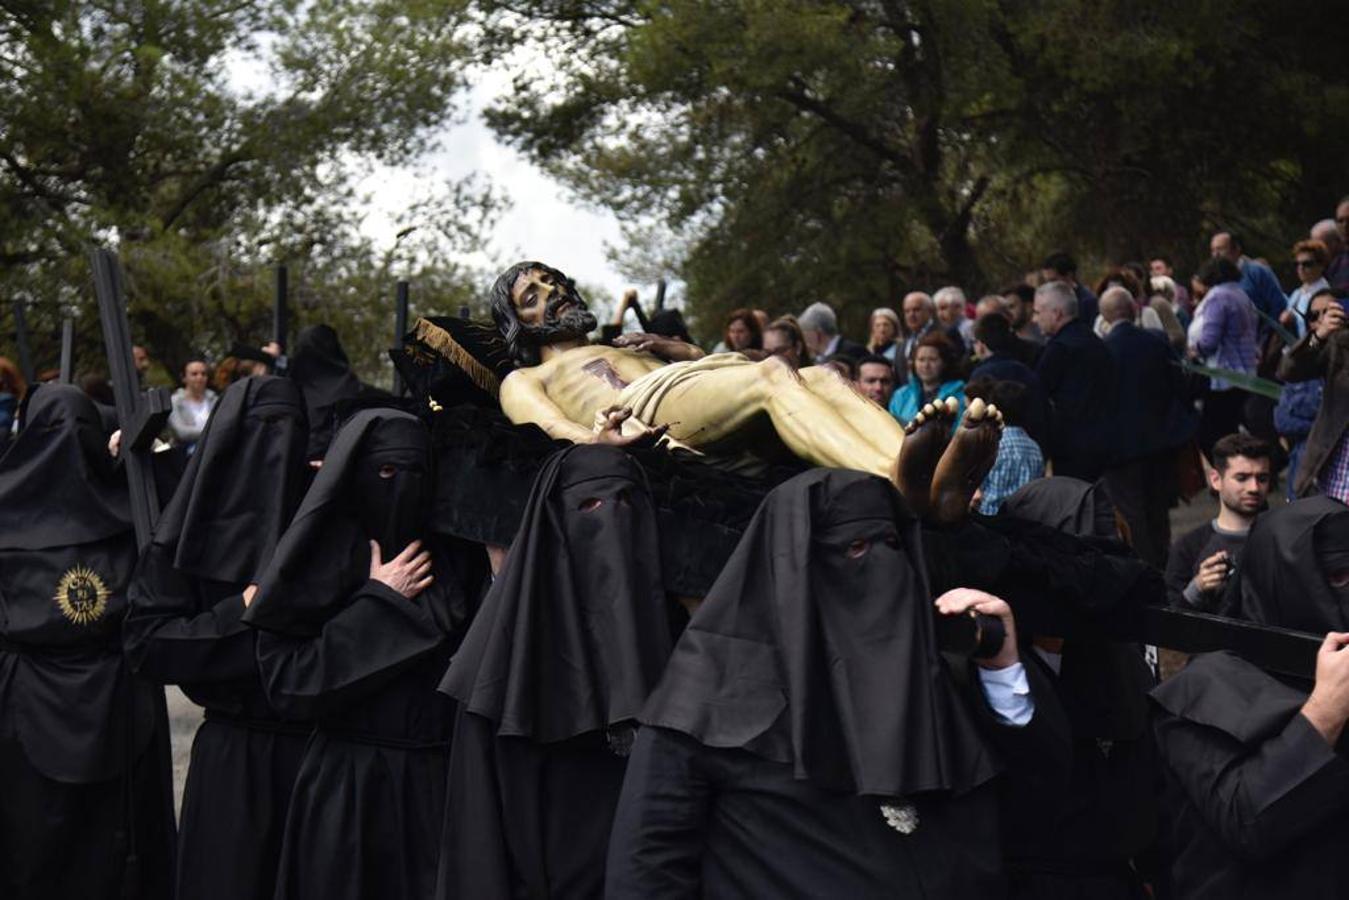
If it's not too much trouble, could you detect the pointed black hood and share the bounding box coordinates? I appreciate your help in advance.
[151,375,311,584]
[0,384,130,550]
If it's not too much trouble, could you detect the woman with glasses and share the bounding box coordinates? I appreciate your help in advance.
[1284,239,1331,339]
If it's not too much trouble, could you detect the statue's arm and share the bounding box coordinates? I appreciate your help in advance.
[499,370,599,444]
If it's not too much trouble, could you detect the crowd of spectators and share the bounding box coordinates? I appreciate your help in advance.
[695,196,1349,567]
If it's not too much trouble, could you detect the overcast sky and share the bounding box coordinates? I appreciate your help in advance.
[353,69,647,313]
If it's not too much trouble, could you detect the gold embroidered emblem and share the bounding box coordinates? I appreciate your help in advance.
[54,565,111,625]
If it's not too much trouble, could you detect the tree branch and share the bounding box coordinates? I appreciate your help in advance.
[776,81,910,168]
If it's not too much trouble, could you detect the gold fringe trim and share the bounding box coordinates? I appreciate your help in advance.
[410,317,502,399]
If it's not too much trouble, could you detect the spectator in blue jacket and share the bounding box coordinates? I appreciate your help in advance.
[889,331,966,427]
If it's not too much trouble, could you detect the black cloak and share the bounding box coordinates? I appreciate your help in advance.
[435,445,674,899]
[287,324,362,460]
[991,477,1157,899]
[242,408,478,900]
[607,469,1003,899]
[124,375,313,900]
[1151,497,1349,899]
[0,384,174,899]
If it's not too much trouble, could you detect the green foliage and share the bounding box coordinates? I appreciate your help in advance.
[0,0,496,385]
[468,0,1349,340]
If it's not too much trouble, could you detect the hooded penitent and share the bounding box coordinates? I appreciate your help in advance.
[439,444,673,743]
[641,467,996,799]
[1219,495,1349,634]
[244,408,466,638]
[287,324,362,461]
[150,375,310,585]
[0,384,158,783]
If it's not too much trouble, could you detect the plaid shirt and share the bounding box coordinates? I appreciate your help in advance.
[979,426,1045,515]
[1321,430,1349,503]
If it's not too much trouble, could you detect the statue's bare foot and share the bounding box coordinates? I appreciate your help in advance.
[929,398,1004,525]
[892,397,959,517]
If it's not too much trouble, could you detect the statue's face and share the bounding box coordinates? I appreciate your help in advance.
[510,268,596,345]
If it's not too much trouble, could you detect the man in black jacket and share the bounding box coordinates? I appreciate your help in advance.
[1099,288,1199,567]
[1034,280,1117,482]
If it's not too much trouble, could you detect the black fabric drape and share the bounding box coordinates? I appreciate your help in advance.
[642,468,996,800]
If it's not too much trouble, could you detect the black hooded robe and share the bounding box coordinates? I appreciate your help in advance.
[435,445,674,900]
[982,479,1158,899]
[124,375,314,900]
[0,385,175,899]
[606,469,1003,899]
[1151,496,1349,899]
[243,409,481,900]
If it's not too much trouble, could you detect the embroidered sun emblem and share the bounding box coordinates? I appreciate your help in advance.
[54,565,111,626]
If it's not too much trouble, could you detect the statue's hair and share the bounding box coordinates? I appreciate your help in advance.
[489,261,581,367]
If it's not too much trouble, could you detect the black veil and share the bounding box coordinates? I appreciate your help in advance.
[243,408,468,638]
[641,468,996,799]
[438,444,672,743]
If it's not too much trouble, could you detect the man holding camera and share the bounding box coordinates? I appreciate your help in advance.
[1165,434,1273,611]
[1279,292,1349,502]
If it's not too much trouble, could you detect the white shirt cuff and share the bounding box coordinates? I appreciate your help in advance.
[977,661,1035,727]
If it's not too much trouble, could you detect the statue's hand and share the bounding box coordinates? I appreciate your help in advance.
[595,405,671,449]
[612,332,705,362]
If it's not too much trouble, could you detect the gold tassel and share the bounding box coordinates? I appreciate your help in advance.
[410,317,502,399]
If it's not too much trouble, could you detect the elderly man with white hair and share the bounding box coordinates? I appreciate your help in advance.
[798,301,865,363]
[899,291,936,361]
[1312,214,1349,291]
[934,285,978,352]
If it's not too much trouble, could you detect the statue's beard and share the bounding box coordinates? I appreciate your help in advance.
[522,296,597,347]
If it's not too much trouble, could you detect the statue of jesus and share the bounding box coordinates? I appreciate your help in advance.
[489,262,1001,522]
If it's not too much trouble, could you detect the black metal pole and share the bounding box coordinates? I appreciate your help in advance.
[11,298,34,383]
[59,318,75,384]
[91,248,170,551]
[654,279,667,311]
[392,281,409,396]
[273,264,289,351]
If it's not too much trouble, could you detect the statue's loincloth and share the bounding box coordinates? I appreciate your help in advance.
[591,352,755,434]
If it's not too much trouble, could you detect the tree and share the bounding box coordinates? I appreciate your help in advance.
[468,0,1349,339]
[0,0,497,383]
